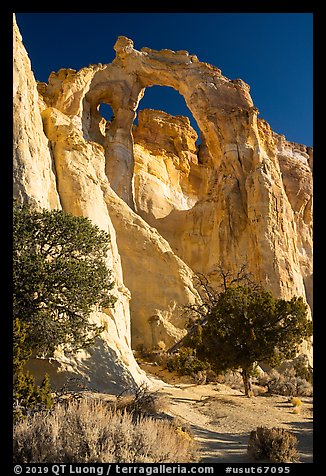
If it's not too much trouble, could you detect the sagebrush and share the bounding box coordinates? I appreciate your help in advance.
[258,368,313,397]
[247,426,299,463]
[13,399,197,463]
[115,383,168,417]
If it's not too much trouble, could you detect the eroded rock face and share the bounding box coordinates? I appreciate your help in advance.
[35,34,312,307]
[132,109,313,315]
[13,20,313,388]
[133,109,207,220]
[13,18,150,392]
[13,19,61,210]
[13,20,202,390]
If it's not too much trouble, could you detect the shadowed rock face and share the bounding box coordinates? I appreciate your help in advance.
[13,20,313,390]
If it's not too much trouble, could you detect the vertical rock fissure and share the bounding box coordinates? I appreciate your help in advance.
[48,142,64,210]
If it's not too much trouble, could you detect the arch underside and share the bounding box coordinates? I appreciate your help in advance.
[54,39,312,313]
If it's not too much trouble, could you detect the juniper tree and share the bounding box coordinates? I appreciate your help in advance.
[13,200,116,356]
[183,267,312,396]
[13,316,53,420]
[13,200,117,416]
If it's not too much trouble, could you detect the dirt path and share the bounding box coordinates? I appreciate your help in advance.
[145,367,313,464]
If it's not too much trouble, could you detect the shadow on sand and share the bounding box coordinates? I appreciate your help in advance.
[283,419,313,463]
[190,418,313,463]
[191,425,253,463]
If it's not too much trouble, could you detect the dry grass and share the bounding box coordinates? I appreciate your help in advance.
[247,426,299,463]
[115,383,169,417]
[13,398,197,463]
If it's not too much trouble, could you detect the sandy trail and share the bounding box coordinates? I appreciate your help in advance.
[146,368,313,464]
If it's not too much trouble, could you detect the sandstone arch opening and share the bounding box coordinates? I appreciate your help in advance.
[85,99,117,148]
[135,85,202,146]
[99,103,115,123]
[131,85,210,225]
[96,102,116,141]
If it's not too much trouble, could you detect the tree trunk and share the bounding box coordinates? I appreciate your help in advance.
[241,368,253,397]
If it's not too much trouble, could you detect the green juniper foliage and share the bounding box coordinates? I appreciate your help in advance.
[184,269,312,396]
[13,318,31,375]
[167,347,209,376]
[13,200,117,419]
[13,316,53,421]
[13,371,53,421]
[13,200,116,357]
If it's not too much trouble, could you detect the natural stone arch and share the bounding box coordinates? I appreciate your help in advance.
[88,98,117,146]
[39,36,258,209]
[134,83,201,141]
[81,36,258,210]
[40,36,310,305]
[98,102,115,122]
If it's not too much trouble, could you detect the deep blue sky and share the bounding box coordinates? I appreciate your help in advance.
[15,13,313,146]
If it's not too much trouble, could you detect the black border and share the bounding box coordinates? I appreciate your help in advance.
[3,3,322,472]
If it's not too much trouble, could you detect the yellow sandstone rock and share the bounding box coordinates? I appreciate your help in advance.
[13,18,61,210]
[13,18,313,390]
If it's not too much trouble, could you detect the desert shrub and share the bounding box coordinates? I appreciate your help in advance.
[156,341,166,351]
[153,350,171,368]
[13,318,54,421]
[217,370,244,391]
[115,383,169,417]
[258,368,313,397]
[205,369,219,383]
[292,354,313,384]
[13,372,53,422]
[171,416,192,435]
[194,370,207,384]
[152,349,211,384]
[247,426,299,463]
[290,397,302,407]
[13,399,197,463]
[52,377,92,406]
[166,347,209,377]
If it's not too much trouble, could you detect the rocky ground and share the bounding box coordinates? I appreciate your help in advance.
[141,362,313,464]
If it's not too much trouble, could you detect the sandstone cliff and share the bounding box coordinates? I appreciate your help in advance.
[133,111,313,312]
[13,17,148,392]
[13,18,313,390]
